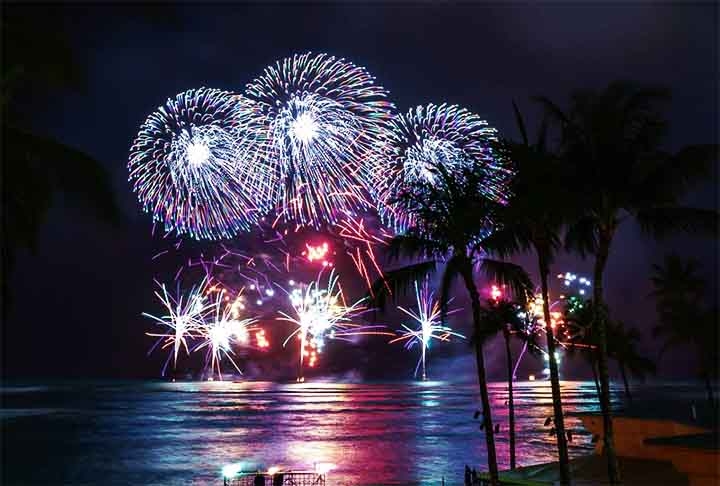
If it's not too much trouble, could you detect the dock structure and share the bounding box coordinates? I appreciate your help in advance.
[224,471,326,486]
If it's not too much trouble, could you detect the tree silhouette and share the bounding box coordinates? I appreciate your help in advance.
[606,320,655,402]
[478,296,538,470]
[651,253,718,408]
[536,81,718,484]
[484,102,574,484]
[369,163,533,486]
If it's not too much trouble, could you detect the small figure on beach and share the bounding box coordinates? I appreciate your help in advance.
[254,472,264,486]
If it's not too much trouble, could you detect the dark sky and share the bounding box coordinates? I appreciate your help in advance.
[4,2,718,380]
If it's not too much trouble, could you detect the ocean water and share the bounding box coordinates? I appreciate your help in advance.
[0,380,692,485]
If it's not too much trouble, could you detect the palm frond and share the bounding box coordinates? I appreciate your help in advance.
[478,258,533,299]
[636,206,719,238]
[439,254,464,323]
[366,260,437,312]
[385,234,439,262]
[564,215,599,256]
[532,95,571,127]
[512,100,529,146]
[477,223,531,259]
[536,114,550,153]
[641,144,718,202]
[626,356,656,379]
[6,126,123,225]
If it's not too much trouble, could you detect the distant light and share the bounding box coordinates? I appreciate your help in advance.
[256,299,263,306]
[267,466,280,476]
[579,289,585,295]
[265,288,275,297]
[315,462,336,474]
[222,463,243,478]
[564,280,570,286]
[250,284,256,290]
[289,280,295,286]
[528,374,536,381]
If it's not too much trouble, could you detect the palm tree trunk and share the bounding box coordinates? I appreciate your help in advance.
[504,330,517,470]
[460,264,499,486]
[593,232,622,484]
[703,372,715,409]
[538,250,571,485]
[591,358,601,399]
[620,363,632,402]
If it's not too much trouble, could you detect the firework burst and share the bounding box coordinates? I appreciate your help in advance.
[277,270,385,380]
[144,278,214,375]
[390,280,464,380]
[128,88,269,240]
[193,288,258,380]
[374,103,513,232]
[510,271,593,378]
[245,52,396,227]
[144,278,264,379]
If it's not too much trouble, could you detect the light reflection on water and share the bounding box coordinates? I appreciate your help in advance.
[2,380,621,485]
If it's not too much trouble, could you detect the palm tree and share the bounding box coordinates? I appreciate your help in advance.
[606,321,656,402]
[371,163,533,485]
[563,300,602,398]
[2,7,123,316]
[536,81,719,484]
[651,254,718,407]
[650,253,705,313]
[484,103,573,484]
[478,296,536,470]
[2,5,178,286]
[566,304,656,403]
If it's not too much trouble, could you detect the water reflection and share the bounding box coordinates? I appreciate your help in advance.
[2,380,625,485]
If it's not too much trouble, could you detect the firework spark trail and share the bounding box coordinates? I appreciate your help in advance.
[144,276,269,379]
[151,250,169,260]
[277,270,388,380]
[334,216,391,294]
[511,271,592,378]
[144,278,214,375]
[390,279,464,380]
[374,103,513,233]
[194,245,280,292]
[192,215,390,300]
[128,88,270,240]
[245,52,396,227]
[192,288,258,380]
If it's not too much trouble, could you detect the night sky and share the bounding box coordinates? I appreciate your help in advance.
[4,2,718,380]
